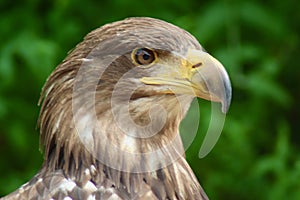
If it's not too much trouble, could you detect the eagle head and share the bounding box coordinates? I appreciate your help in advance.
[33,17,231,199]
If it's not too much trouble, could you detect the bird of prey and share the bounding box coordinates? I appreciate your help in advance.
[2,17,231,200]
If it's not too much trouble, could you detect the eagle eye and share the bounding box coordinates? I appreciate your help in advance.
[133,48,156,65]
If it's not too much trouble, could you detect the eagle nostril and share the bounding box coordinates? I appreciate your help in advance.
[192,62,202,69]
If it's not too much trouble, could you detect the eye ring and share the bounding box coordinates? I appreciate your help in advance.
[132,48,156,65]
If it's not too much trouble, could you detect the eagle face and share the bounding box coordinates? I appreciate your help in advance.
[79,17,231,112]
[66,17,231,172]
[3,17,231,200]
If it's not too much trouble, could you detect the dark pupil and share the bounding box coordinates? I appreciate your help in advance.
[142,52,150,60]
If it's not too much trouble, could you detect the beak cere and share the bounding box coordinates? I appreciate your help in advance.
[140,49,232,113]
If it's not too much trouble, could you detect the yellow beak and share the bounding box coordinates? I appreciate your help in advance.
[140,49,232,113]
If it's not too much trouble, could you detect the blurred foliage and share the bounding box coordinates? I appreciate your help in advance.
[0,0,299,199]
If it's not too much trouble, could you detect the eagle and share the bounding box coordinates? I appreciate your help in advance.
[2,17,231,200]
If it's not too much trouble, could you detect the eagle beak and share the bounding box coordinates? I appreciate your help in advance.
[186,49,232,113]
[140,49,232,113]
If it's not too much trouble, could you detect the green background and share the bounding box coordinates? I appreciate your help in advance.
[0,0,299,199]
